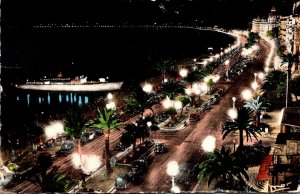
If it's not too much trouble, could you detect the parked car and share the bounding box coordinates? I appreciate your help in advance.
[55,141,75,156]
[95,128,103,135]
[189,113,200,122]
[130,159,148,175]
[154,143,166,153]
[222,120,238,130]
[81,131,95,144]
[115,173,131,190]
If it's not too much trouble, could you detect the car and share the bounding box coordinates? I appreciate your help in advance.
[80,131,95,144]
[130,159,148,175]
[189,113,200,122]
[115,173,131,190]
[55,141,75,156]
[154,143,166,153]
[95,128,103,135]
[257,123,270,133]
[222,120,238,130]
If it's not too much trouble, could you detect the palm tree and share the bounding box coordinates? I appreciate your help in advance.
[64,109,89,165]
[120,131,134,150]
[243,96,270,127]
[198,147,249,189]
[282,53,298,105]
[153,58,176,82]
[124,90,153,117]
[32,152,71,192]
[92,108,121,172]
[33,166,71,192]
[160,82,185,100]
[184,71,200,87]
[222,107,261,148]
[262,70,286,99]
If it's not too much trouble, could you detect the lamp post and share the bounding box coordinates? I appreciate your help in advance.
[233,139,236,153]
[286,68,289,108]
[232,97,236,109]
[225,59,230,80]
[166,161,180,193]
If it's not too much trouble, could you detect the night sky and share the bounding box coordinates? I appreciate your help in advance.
[2,0,295,28]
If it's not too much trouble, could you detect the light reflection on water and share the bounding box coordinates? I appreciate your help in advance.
[19,91,91,107]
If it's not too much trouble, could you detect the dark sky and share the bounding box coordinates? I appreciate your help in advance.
[2,0,295,28]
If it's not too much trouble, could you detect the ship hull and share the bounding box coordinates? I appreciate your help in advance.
[15,82,123,92]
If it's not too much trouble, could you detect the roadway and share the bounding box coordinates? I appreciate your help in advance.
[124,40,273,192]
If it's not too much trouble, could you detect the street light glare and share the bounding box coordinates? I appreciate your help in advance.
[171,186,181,193]
[107,92,113,100]
[163,96,173,109]
[143,83,153,93]
[241,89,253,101]
[166,161,179,176]
[201,135,216,152]
[147,121,152,127]
[106,101,116,109]
[44,121,65,140]
[174,101,182,110]
[228,108,238,120]
[179,69,188,77]
[258,72,265,80]
[251,81,258,90]
[225,59,230,65]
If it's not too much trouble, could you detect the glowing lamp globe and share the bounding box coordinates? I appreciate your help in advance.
[166,161,179,177]
[143,83,153,93]
[201,135,216,152]
[179,69,188,78]
[228,108,238,120]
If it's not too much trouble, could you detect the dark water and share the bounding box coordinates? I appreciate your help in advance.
[1,27,235,153]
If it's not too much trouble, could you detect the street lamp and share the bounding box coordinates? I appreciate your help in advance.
[254,73,257,83]
[143,83,153,93]
[146,121,152,127]
[201,135,216,152]
[106,101,116,110]
[166,161,180,193]
[258,72,265,80]
[241,89,253,101]
[174,101,182,110]
[225,59,230,80]
[232,97,236,109]
[163,96,173,109]
[179,69,188,78]
[107,93,113,100]
[228,108,238,121]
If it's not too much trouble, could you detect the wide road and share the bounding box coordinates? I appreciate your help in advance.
[124,40,272,193]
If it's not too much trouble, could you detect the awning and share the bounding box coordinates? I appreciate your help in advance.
[256,155,273,181]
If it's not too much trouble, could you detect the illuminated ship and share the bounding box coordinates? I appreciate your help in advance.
[15,75,123,92]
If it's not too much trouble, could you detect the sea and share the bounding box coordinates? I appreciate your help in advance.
[1,26,235,157]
